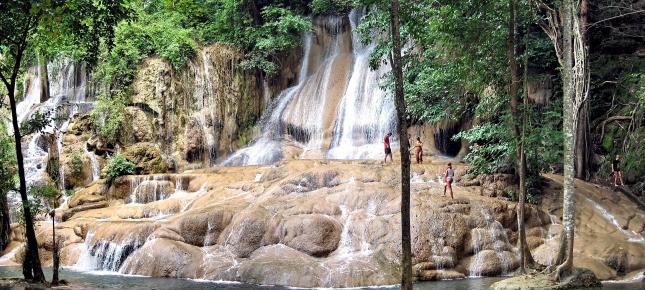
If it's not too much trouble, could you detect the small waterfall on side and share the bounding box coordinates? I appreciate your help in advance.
[84,146,101,181]
[580,194,645,243]
[468,208,518,277]
[222,32,314,165]
[15,59,94,188]
[128,175,173,204]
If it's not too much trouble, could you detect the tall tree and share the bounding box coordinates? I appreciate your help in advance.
[0,0,46,281]
[1,0,129,282]
[388,0,412,289]
[507,0,531,273]
[536,0,590,279]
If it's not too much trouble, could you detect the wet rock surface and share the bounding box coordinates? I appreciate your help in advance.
[2,160,643,288]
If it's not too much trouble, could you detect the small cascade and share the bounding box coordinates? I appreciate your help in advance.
[74,231,143,272]
[468,208,517,277]
[188,50,221,165]
[581,194,645,243]
[84,146,101,181]
[129,175,173,204]
[0,244,23,265]
[56,105,78,190]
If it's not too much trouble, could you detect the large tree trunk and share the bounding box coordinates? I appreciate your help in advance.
[554,0,577,279]
[507,0,532,272]
[389,1,412,289]
[7,86,46,282]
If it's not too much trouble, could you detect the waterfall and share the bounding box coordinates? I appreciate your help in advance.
[468,208,517,277]
[222,32,314,165]
[327,8,396,159]
[224,9,396,165]
[74,230,143,272]
[129,175,173,204]
[84,146,101,181]
[14,59,93,188]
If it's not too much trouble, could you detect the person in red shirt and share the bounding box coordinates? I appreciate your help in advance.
[383,132,393,163]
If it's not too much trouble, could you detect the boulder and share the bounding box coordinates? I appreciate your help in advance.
[125,107,154,143]
[218,206,271,257]
[123,142,167,174]
[120,238,203,278]
[62,201,109,221]
[278,214,342,257]
[417,269,466,281]
[237,245,327,288]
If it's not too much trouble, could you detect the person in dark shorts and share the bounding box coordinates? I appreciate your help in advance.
[612,155,624,187]
[443,163,454,199]
[384,132,393,163]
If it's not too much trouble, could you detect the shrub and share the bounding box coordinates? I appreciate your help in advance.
[70,149,83,175]
[90,93,127,143]
[103,154,135,183]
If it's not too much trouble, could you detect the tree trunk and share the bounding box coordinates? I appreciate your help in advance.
[389,1,412,289]
[575,102,589,180]
[0,192,11,252]
[508,0,531,273]
[574,0,589,180]
[51,209,59,285]
[521,52,536,267]
[553,0,576,279]
[7,86,46,282]
[37,53,50,103]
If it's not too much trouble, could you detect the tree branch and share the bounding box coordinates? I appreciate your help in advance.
[586,10,645,31]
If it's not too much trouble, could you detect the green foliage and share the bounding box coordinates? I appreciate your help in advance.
[64,189,75,197]
[20,111,52,136]
[12,185,60,225]
[455,118,515,175]
[90,93,127,143]
[239,5,311,75]
[95,4,196,91]
[70,149,83,175]
[103,154,135,183]
[310,0,354,15]
[0,123,16,196]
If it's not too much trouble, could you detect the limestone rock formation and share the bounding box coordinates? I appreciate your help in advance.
[2,160,643,288]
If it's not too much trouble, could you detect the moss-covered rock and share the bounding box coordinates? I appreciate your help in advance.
[122,142,167,174]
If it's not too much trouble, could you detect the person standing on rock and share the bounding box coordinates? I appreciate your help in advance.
[412,137,423,164]
[443,163,454,199]
[383,132,393,163]
[612,155,624,187]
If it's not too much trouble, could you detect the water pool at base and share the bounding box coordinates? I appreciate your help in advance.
[0,267,642,290]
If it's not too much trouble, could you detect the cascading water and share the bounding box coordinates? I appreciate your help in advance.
[128,175,173,204]
[222,32,314,165]
[224,9,396,165]
[84,146,101,181]
[327,8,396,159]
[15,59,94,188]
[469,208,518,277]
